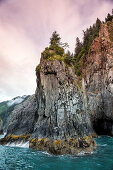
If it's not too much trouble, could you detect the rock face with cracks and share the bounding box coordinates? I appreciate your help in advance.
[84,23,113,135]
[2,22,113,155]
[33,57,93,139]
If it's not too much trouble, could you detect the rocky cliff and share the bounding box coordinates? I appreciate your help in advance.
[33,56,94,139]
[84,23,113,135]
[7,59,93,139]
[1,21,113,155]
[0,95,29,131]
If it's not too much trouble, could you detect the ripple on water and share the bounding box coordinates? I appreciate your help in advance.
[0,136,113,170]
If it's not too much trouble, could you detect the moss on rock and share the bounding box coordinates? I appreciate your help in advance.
[29,136,96,155]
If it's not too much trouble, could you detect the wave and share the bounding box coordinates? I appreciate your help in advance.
[98,144,107,146]
[0,132,7,139]
[5,141,29,148]
[77,151,94,156]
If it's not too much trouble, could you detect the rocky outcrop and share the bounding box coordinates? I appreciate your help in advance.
[7,58,94,139]
[1,21,113,155]
[0,134,96,155]
[33,58,93,139]
[29,136,96,155]
[0,95,29,131]
[7,95,37,135]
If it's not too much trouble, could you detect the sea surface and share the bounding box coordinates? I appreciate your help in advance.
[0,135,113,170]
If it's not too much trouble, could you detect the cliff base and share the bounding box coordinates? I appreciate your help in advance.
[0,135,96,155]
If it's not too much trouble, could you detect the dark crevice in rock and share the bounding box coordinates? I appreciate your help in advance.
[34,111,39,123]
[44,71,57,75]
[93,118,113,136]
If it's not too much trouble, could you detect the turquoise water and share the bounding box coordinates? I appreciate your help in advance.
[0,136,113,170]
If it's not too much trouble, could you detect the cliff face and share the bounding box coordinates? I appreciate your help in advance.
[84,23,113,135]
[0,95,29,131]
[7,59,93,139]
[7,95,37,135]
[34,58,93,139]
[7,22,113,140]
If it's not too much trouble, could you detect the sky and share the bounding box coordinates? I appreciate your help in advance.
[0,0,112,102]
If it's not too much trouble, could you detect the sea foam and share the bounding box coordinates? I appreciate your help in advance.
[5,141,29,148]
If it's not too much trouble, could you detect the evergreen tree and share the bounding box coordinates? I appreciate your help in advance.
[105,12,113,22]
[96,18,101,29]
[74,37,82,57]
[73,17,102,76]
[50,31,61,47]
[64,50,73,65]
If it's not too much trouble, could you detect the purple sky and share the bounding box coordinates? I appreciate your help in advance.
[0,0,112,101]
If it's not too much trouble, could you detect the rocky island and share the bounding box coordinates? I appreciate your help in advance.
[0,15,113,155]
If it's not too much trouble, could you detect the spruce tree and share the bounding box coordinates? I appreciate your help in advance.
[50,31,61,47]
[74,37,82,57]
[105,12,113,22]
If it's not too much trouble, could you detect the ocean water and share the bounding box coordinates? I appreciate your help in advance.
[0,136,113,170]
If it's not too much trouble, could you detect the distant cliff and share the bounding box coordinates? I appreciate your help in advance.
[0,95,29,131]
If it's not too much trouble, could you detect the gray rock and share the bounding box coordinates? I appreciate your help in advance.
[6,22,113,139]
[7,95,37,135]
[0,119,3,134]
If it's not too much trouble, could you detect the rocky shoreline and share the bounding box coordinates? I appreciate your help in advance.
[29,136,96,155]
[0,134,96,155]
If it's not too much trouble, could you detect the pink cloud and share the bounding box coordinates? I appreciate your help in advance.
[0,0,112,101]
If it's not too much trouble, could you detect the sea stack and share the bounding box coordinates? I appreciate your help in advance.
[0,20,113,155]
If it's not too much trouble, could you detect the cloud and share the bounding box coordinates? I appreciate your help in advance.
[0,0,112,101]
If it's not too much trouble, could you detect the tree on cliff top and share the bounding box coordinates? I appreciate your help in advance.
[49,31,64,56]
[50,31,69,49]
[42,31,66,58]
[41,31,72,63]
[50,31,61,47]
[105,9,113,22]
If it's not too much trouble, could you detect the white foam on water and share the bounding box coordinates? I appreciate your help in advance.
[0,132,7,139]
[77,151,94,156]
[77,151,85,156]
[98,144,107,146]
[5,141,29,148]
[42,151,52,156]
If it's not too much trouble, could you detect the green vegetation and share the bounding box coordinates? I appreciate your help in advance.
[107,21,113,42]
[0,96,29,129]
[37,10,113,79]
[42,31,65,59]
[64,51,73,65]
[35,64,41,71]
[38,22,102,78]
[41,31,74,65]
[0,102,7,115]
[105,10,113,22]
[48,55,64,62]
[74,18,101,76]
[73,9,113,77]
[41,31,73,65]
